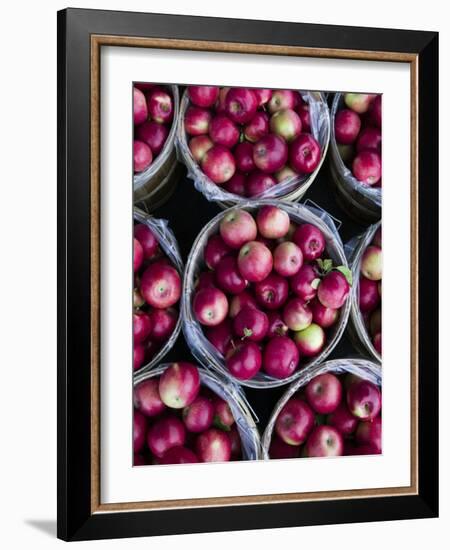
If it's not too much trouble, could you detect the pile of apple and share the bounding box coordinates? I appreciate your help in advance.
[358,226,382,355]
[184,86,322,197]
[133,222,181,371]
[269,371,382,458]
[334,94,382,188]
[192,205,352,381]
[133,84,174,173]
[134,363,243,465]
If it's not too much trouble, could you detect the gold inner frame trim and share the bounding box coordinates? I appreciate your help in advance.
[90,34,419,514]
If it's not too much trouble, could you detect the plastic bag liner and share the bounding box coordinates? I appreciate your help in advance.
[181,200,351,389]
[133,85,180,192]
[330,94,382,209]
[345,222,382,363]
[175,90,330,206]
[133,363,262,460]
[134,207,184,373]
[261,358,382,459]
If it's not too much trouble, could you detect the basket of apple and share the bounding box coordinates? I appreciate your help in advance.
[133,362,261,465]
[182,202,352,389]
[262,359,382,459]
[348,223,382,362]
[176,86,330,207]
[133,84,182,209]
[133,208,184,373]
[329,93,382,224]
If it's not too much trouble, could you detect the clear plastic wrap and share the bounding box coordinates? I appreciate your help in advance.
[345,222,382,363]
[181,200,351,389]
[133,363,262,460]
[134,207,184,373]
[175,90,330,207]
[329,93,381,222]
[261,358,382,459]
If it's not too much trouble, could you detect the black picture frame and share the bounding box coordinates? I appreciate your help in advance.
[57,8,438,541]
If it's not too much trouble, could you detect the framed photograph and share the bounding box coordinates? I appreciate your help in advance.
[57,8,439,542]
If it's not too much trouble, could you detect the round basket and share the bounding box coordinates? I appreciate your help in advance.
[329,93,381,224]
[347,222,382,362]
[181,200,351,389]
[261,358,382,459]
[176,89,330,209]
[134,85,181,211]
[134,363,262,460]
[134,207,184,373]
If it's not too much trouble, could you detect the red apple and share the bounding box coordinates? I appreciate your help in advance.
[269,436,301,459]
[256,205,290,239]
[229,290,258,318]
[147,308,177,341]
[275,165,298,182]
[133,410,147,452]
[293,224,325,261]
[225,341,262,380]
[223,173,247,196]
[267,311,289,338]
[201,145,236,184]
[289,134,321,174]
[234,142,256,173]
[147,88,173,124]
[205,318,233,355]
[215,255,248,294]
[246,171,277,196]
[159,362,200,409]
[225,87,258,124]
[356,126,382,154]
[160,446,199,464]
[253,88,272,106]
[196,270,216,291]
[317,271,350,309]
[134,87,148,125]
[134,344,145,371]
[196,428,232,462]
[344,93,376,114]
[359,276,380,313]
[189,135,214,162]
[183,395,214,433]
[352,151,381,185]
[328,401,358,436]
[204,234,231,270]
[243,111,270,142]
[237,241,273,283]
[346,379,381,420]
[355,415,382,452]
[275,398,315,445]
[268,89,297,113]
[263,335,299,379]
[273,241,303,276]
[133,310,152,343]
[141,263,181,309]
[187,85,219,108]
[193,287,229,326]
[134,223,159,259]
[361,245,382,281]
[293,323,325,356]
[219,209,257,249]
[209,114,239,148]
[305,373,342,414]
[134,140,152,172]
[254,273,289,310]
[147,415,186,458]
[213,397,235,430]
[134,238,144,272]
[184,106,212,135]
[310,299,338,328]
[253,134,288,173]
[290,264,319,301]
[283,298,312,331]
[233,306,269,342]
[296,103,311,132]
[335,109,361,144]
[134,378,166,417]
[270,109,302,142]
[305,425,344,457]
[136,120,169,156]
[368,95,382,128]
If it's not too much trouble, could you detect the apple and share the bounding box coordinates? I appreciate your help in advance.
[189,135,214,163]
[273,241,303,277]
[283,298,312,332]
[268,89,298,113]
[359,276,380,313]
[246,171,276,196]
[134,87,148,125]
[183,395,214,433]
[225,341,262,380]
[225,87,258,124]
[328,401,358,436]
[229,425,242,459]
[134,343,145,371]
[243,111,270,142]
[219,209,257,249]
[196,270,216,291]
[344,93,375,114]
[289,134,321,174]
[269,436,301,459]
[356,126,382,154]
[293,323,325,356]
[215,255,248,294]
[253,134,288,173]
[204,234,231,270]
[193,287,229,326]
[270,109,302,142]
[223,173,247,196]
[310,299,338,328]
[229,291,258,318]
[133,310,152,343]
[187,85,220,108]
[346,379,381,420]
[334,109,361,144]
[352,151,381,185]
[317,271,350,309]
[215,87,230,113]
[140,263,181,309]
[305,425,344,457]
[134,378,166,417]
[184,106,212,135]
[254,273,289,310]
[355,415,382,452]
[305,373,342,414]
[361,245,382,281]
[237,241,273,282]
[293,224,326,261]
[263,335,299,379]
[369,95,382,128]
[134,140,152,172]
[136,121,169,156]
[159,362,201,409]
[209,114,240,148]
[275,165,298,182]
[256,205,290,239]
[134,223,159,259]
[233,306,269,342]
[201,145,236,184]
[267,311,289,338]
[205,318,233,355]
[133,410,147,452]
[253,88,272,106]
[234,142,256,173]
[290,264,319,301]
[160,446,199,464]
[147,308,177,341]
[147,415,186,458]
[196,428,232,462]
[275,398,315,445]
[213,397,235,430]
[146,88,173,124]
[134,238,144,272]
[296,103,311,132]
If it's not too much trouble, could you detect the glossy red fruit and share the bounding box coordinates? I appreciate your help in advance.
[237,241,273,283]
[222,172,247,196]
[134,238,144,272]
[147,308,177,341]
[134,140,152,172]
[134,223,159,259]
[233,307,269,342]
[220,209,257,249]
[159,362,201,409]
[305,425,344,457]
[136,120,169,156]
[293,224,326,261]
[215,255,248,294]
[346,379,381,420]
[205,318,233,355]
[133,410,147,453]
[184,106,212,135]
[335,109,361,144]
[296,103,311,132]
[187,85,220,108]
[254,273,289,310]
[355,415,382,452]
[246,171,277,197]
[328,401,358,436]
[146,88,173,124]
[134,87,148,125]
[317,271,350,309]
[134,344,145,371]
[147,416,186,458]
[228,291,258,318]
[253,134,288,174]
[305,373,342,414]
[160,446,199,464]
[268,90,297,113]
[293,323,326,357]
[212,397,235,429]
[201,145,236,184]
[266,311,289,338]
[270,109,302,142]
[196,428,232,462]
[243,111,270,143]
[133,311,152,343]
[283,298,312,332]
[225,341,262,380]
[310,300,338,328]
[256,205,290,239]
[368,95,382,128]
[234,142,256,173]
[263,336,300,379]
[269,436,301,459]
[183,395,214,433]
[193,287,229,326]
[196,270,216,291]
[275,398,315,445]
[356,126,382,154]
[134,378,166,417]
[209,114,240,148]
[359,276,380,313]
[290,264,319,301]
[204,234,231,270]
[352,151,381,185]
[225,87,258,124]
[141,263,181,309]
[253,88,272,106]
[189,135,214,163]
[289,134,321,174]
[273,241,303,276]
